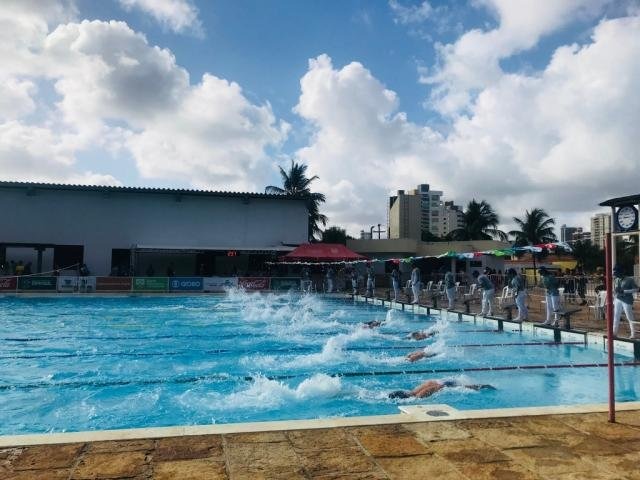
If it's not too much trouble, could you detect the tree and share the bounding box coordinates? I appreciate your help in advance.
[509,208,557,279]
[266,160,327,241]
[447,199,507,241]
[572,240,604,273]
[421,230,443,242]
[322,226,351,245]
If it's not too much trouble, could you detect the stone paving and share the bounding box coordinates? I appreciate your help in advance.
[2,410,640,479]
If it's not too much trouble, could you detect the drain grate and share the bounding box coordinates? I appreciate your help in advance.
[425,410,449,417]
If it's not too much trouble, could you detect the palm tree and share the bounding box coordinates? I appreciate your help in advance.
[509,208,557,279]
[265,160,327,240]
[447,199,507,241]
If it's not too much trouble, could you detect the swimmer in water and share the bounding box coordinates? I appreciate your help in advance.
[389,379,495,399]
[406,349,438,362]
[408,330,437,340]
[363,320,384,329]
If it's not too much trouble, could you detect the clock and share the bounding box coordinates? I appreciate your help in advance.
[615,205,638,232]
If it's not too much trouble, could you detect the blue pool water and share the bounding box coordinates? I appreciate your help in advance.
[0,291,638,435]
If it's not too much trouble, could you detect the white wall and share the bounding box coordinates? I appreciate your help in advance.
[0,186,308,275]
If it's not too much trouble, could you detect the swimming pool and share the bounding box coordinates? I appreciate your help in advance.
[0,291,638,435]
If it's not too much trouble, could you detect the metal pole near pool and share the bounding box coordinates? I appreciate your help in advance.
[605,232,615,423]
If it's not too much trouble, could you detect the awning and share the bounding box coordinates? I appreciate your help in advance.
[281,243,367,262]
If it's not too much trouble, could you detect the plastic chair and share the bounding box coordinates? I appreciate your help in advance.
[463,283,477,300]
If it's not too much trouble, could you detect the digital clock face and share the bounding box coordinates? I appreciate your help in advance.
[617,206,638,231]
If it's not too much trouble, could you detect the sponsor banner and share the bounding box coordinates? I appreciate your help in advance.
[78,276,97,292]
[132,277,169,292]
[238,277,270,291]
[96,277,132,291]
[270,277,301,291]
[18,276,57,290]
[169,277,203,291]
[0,277,17,291]
[202,277,238,292]
[57,276,78,292]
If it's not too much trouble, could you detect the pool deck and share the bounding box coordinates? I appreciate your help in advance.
[2,410,640,479]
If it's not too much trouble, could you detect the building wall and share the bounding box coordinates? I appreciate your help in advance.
[388,192,421,240]
[0,186,308,275]
[591,213,611,249]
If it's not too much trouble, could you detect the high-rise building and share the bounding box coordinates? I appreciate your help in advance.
[388,190,421,240]
[590,213,611,249]
[560,225,580,243]
[572,229,591,243]
[440,201,465,238]
[388,184,460,240]
[415,184,443,237]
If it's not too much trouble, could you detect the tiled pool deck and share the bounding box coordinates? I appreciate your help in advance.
[2,410,640,479]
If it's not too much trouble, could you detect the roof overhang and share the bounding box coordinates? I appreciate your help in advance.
[599,194,640,207]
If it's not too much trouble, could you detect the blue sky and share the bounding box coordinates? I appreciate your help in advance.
[1,0,639,234]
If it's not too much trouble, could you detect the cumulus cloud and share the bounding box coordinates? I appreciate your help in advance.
[294,14,640,233]
[0,7,287,191]
[118,0,203,36]
[424,0,612,115]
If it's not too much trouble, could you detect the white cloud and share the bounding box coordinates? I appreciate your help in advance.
[0,121,119,185]
[295,14,640,234]
[0,8,287,192]
[118,0,203,36]
[389,0,432,25]
[425,0,612,115]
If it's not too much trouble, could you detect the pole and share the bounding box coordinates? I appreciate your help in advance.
[605,232,615,423]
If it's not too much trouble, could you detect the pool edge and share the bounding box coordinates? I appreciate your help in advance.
[2,401,639,447]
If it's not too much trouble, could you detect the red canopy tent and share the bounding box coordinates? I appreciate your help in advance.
[280,243,367,262]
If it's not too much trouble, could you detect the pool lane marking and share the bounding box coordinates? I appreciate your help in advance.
[2,362,640,391]
[0,341,588,360]
[0,329,501,343]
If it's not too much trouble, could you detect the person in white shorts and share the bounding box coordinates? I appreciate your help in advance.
[475,268,495,316]
[613,264,638,338]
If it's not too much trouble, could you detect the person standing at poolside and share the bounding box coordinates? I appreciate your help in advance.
[326,266,335,293]
[410,263,421,304]
[388,379,495,399]
[613,264,638,338]
[390,265,400,301]
[475,268,495,316]
[444,270,456,309]
[507,268,528,322]
[351,269,358,295]
[539,266,562,326]
[366,264,375,297]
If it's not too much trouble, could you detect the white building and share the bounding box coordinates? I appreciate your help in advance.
[560,224,580,243]
[590,213,611,249]
[0,182,308,276]
[388,184,460,240]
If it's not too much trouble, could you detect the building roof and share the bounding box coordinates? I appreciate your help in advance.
[282,243,368,262]
[599,194,640,207]
[0,181,306,201]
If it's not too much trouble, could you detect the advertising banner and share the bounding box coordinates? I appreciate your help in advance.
[18,276,57,291]
[132,277,169,292]
[169,277,203,291]
[78,276,97,293]
[57,276,78,292]
[202,277,238,292]
[238,277,270,290]
[270,277,301,291]
[0,277,17,291]
[96,277,132,291]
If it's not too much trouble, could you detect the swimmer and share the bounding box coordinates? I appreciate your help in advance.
[408,330,437,340]
[389,379,495,399]
[363,320,384,329]
[406,349,438,362]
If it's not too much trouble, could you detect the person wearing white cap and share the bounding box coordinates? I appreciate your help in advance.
[613,265,638,338]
